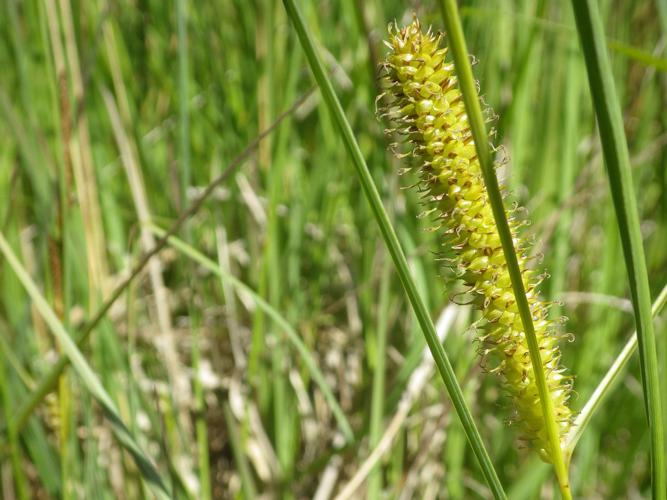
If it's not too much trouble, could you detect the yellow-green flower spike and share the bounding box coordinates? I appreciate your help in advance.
[380,19,573,461]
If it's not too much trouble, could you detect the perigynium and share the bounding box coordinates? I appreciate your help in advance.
[380,19,573,462]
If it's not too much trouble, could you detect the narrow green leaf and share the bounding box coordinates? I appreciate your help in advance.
[566,283,667,454]
[438,0,571,497]
[281,1,506,497]
[571,2,666,498]
[0,232,173,500]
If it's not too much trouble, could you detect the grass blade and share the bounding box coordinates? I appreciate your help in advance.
[222,402,257,499]
[367,259,391,499]
[570,2,666,498]
[0,351,29,499]
[438,1,571,497]
[0,232,172,499]
[281,1,505,497]
[566,282,667,454]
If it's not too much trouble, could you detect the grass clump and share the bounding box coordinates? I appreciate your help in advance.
[2,0,666,497]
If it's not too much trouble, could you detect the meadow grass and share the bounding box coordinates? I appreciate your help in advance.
[1,0,666,498]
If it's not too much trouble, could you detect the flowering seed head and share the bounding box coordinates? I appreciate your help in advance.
[380,19,573,461]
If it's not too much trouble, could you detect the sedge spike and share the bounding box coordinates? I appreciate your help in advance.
[380,19,573,461]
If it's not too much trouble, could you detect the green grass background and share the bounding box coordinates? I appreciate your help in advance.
[0,0,666,498]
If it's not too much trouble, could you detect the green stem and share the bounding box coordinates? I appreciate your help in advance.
[367,258,391,499]
[565,283,667,457]
[570,2,665,498]
[281,1,505,498]
[438,1,571,498]
[223,402,257,499]
[176,0,190,211]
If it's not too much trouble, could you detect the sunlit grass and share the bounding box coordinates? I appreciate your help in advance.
[0,0,665,498]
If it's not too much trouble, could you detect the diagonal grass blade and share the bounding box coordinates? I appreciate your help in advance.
[281,1,506,497]
[570,2,666,498]
[0,232,173,499]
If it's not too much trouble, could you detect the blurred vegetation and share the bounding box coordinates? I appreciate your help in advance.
[0,0,666,498]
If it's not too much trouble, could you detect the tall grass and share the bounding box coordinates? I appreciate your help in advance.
[0,0,666,498]
[571,2,665,497]
[281,0,505,496]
